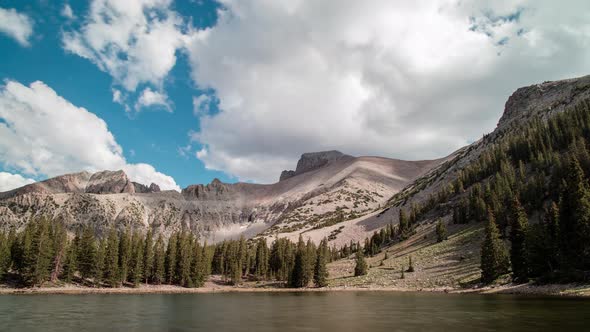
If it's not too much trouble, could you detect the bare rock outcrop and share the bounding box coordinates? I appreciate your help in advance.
[279,150,352,181]
[85,170,135,194]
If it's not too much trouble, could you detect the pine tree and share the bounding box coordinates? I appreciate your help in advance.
[103,227,120,287]
[118,227,132,284]
[510,197,529,281]
[77,227,96,281]
[354,248,368,276]
[130,232,144,287]
[0,231,11,280]
[480,209,510,283]
[62,240,78,283]
[559,156,590,270]
[143,229,154,284]
[152,235,166,285]
[165,232,178,284]
[50,222,68,283]
[255,238,269,279]
[305,239,316,284]
[400,265,405,279]
[407,256,414,272]
[399,209,409,239]
[289,235,308,287]
[94,238,106,286]
[313,239,329,287]
[190,239,205,287]
[25,218,54,286]
[436,219,447,242]
[176,231,193,287]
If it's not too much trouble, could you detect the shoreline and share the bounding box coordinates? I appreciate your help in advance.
[2,283,589,297]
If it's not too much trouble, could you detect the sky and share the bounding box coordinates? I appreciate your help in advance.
[0,0,589,192]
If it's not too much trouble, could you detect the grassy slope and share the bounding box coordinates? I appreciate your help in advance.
[327,221,484,290]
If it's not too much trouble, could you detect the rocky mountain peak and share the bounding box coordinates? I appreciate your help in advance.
[280,150,352,181]
[496,75,590,134]
[133,181,161,193]
[85,170,135,194]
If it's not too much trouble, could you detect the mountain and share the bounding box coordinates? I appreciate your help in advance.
[0,150,444,241]
[2,74,589,251]
[289,74,590,247]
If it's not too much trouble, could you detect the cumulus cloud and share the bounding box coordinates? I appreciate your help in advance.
[0,80,180,191]
[62,0,191,92]
[186,0,590,183]
[0,7,34,47]
[61,4,75,19]
[135,87,172,112]
[0,172,35,192]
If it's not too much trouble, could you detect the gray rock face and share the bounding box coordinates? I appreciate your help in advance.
[85,170,135,194]
[149,183,161,193]
[133,182,162,193]
[279,150,352,181]
[279,170,296,181]
[497,75,590,133]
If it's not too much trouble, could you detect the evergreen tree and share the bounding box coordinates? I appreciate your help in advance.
[255,238,269,279]
[190,239,205,287]
[354,248,368,276]
[480,209,510,283]
[176,231,193,287]
[25,218,54,286]
[50,222,68,283]
[559,156,590,270]
[130,232,144,287]
[118,227,132,284]
[94,238,106,286]
[0,231,11,280]
[510,198,529,281]
[152,235,166,285]
[165,232,178,284]
[62,240,78,283]
[436,219,447,243]
[407,256,414,273]
[305,239,316,284]
[398,209,409,239]
[143,229,154,284]
[103,227,120,287]
[289,235,308,287]
[313,239,329,287]
[77,227,96,281]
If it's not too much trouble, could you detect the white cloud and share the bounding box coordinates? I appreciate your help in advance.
[112,88,123,103]
[0,80,180,191]
[0,7,34,47]
[186,0,590,183]
[135,87,172,112]
[192,94,211,116]
[0,172,35,192]
[61,4,75,19]
[62,0,191,92]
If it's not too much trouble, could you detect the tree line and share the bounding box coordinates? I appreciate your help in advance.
[0,222,333,288]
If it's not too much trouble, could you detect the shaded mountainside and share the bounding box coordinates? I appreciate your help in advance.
[0,151,442,242]
[292,75,590,247]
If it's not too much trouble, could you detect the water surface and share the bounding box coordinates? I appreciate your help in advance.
[1,291,589,331]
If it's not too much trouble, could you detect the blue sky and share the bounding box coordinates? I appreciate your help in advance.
[0,0,589,192]
[0,0,233,189]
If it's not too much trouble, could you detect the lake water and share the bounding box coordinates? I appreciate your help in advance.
[0,291,589,331]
